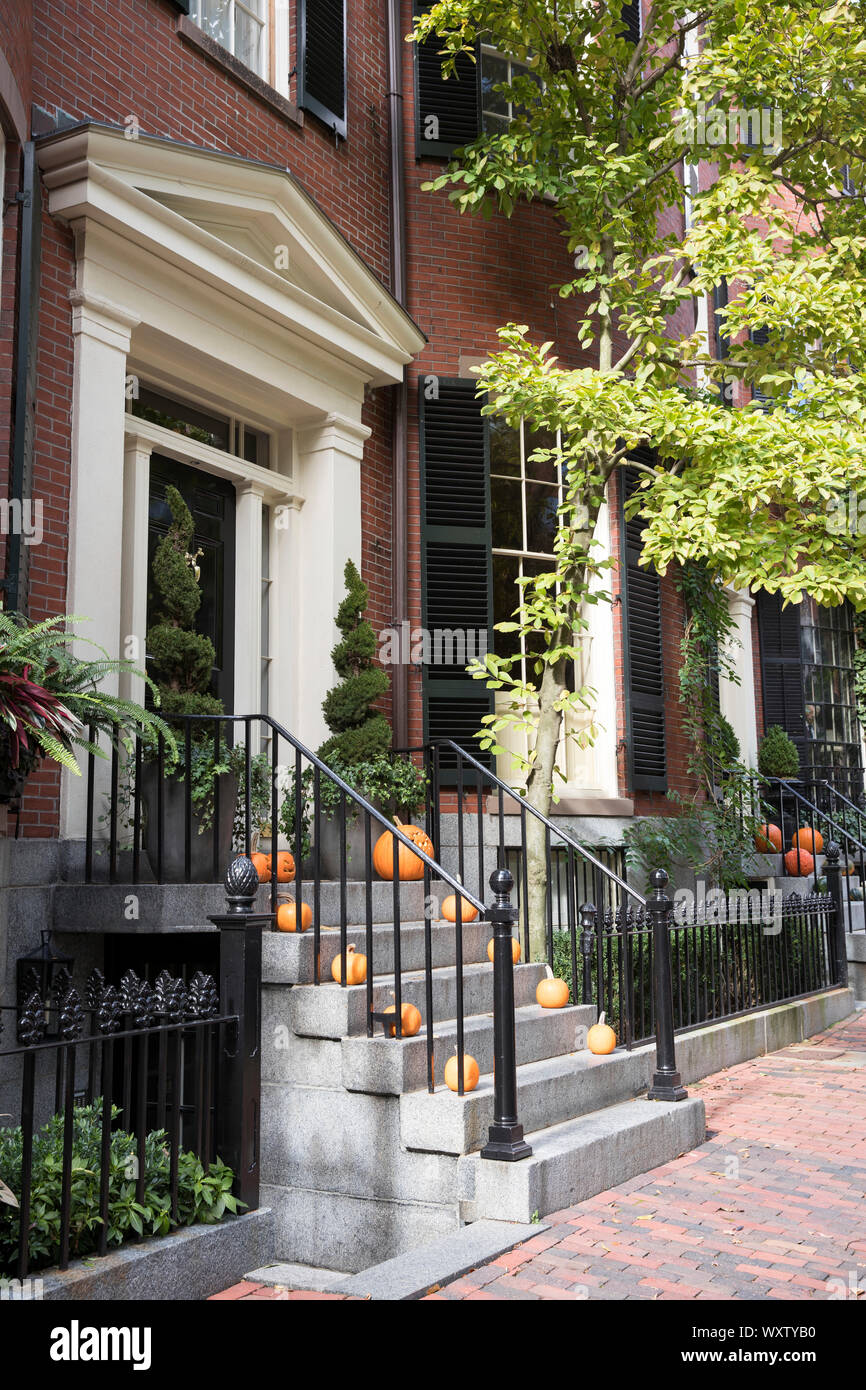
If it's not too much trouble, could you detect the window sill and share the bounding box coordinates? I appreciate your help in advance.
[177,17,303,130]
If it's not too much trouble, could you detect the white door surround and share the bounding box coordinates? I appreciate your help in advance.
[37,124,424,838]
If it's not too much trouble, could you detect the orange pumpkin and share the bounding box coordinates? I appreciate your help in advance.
[487,935,521,964]
[792,826,823,855]
[383,997,422,1038]
[536,976,569,1009]
[441,893,479,923]
[276,900,312,933]
[251,851,271,883]
[784,847,814,878]
[331,943,367,985]
[373,817,434,881]
[754,823,783,854]
[270,851,296,883]
[587,1012,616,1055]
[444,1049,479,1093]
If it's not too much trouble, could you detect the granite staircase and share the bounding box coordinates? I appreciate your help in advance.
[261,879,705,1274]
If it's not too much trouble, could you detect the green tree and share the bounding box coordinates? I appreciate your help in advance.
[146,486,222,718]
[319,559,392,765]
[413,0,866,955]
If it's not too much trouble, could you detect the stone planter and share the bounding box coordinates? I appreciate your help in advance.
[140,763,238,883]
[317,800,386,881]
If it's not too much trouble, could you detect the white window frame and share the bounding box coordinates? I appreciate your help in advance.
[192,0,291,97]
[480,44,537,134]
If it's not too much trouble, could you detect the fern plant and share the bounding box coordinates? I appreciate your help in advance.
[0,610,174,788]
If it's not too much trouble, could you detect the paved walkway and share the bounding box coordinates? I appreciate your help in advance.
[212,1010,866,1302]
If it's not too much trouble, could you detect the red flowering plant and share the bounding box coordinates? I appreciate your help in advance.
[0,611,174,801]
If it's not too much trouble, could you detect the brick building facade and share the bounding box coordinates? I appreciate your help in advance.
[0,0,859,856]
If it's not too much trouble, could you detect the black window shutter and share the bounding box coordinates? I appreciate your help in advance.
[621,0,642,43]
[414,2,480,157]
[298,0,347,138]
[750,323,771,406]
[756,590,806,755]
[620,457,667,792]
[419,378,494,777]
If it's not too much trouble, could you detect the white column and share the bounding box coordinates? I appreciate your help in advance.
[233,482,265,718]
[61,291,140,840]
[294,413,369,750]
[120,431,153,708]
[720,588,759,768]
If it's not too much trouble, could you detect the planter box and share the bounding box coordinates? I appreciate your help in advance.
[140,765,238,884]
[32,1208,273,1301]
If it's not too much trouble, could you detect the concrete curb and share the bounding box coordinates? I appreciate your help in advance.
[35,1209,274,1301]
[326,1219,546,1300]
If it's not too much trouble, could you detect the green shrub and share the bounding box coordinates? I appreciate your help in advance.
[0,1103,242,1274]
[757,725,800,778]
[318,559,390,766]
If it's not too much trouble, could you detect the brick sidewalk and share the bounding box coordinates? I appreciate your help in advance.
[212,1010,866,1302]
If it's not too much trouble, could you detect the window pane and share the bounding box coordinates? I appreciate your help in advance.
[235,5,265,74]
[199,0,231,48]
[525,482,559,554]
[492,555,521,662]
[488,416,520,476]
[492,477,523,549]
[481,53,509,116]
[524,424,558,481]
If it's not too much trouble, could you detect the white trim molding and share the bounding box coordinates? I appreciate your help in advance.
[38,124,425,837]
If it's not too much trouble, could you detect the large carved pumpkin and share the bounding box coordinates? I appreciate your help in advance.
[270,851,296,883]
[373,817,434,881]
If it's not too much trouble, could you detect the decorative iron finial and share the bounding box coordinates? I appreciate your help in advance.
[225,855,260,913]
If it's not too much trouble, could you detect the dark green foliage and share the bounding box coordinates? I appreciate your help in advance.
[318,560,391,766]
[280,752,428,856]
[758,724,800,778]
[0,1102,242,1274]
[146,486,223,718]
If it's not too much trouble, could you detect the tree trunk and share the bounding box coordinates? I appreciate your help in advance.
[524,655,570,959]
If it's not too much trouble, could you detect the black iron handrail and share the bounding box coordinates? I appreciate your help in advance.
[426,737,646,909]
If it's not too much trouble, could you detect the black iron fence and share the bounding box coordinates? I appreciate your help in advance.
[0,864,267,1281]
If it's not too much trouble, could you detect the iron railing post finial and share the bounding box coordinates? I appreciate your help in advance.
[481,868,532,1162]
[823,842,848,989]
[646,867,688,1103]
[210,855,272,1211]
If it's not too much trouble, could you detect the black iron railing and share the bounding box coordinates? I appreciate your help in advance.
[0,968,235,1280]
[734,772,866,934]
[84,714,488,1099]
[1,861,268,1280]
[418,737,645,958]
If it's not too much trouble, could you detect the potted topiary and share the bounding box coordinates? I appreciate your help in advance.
[140,485,237,882]
[281,560,426,878]
[757,725,801,779]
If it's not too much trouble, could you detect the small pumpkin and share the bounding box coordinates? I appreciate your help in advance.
[373,817,434,881]
[270,850,296,883]
[487,935,521,964]
[754,823,783,854]
[441,893,479,923]
[791,826,823,855]
[331,943,367,985]
[383,994,422,1038]
[784,847,814,878]
[587,1011,616,1055]
[536,976,569,1009]
[276,899,312,933]
[444,1049,479,1093]
[251,851,271,883]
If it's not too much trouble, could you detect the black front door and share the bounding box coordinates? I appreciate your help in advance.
[147,456,236,711]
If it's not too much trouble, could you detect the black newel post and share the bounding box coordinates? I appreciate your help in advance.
[209,856,271,1211]
[824,842,848,989]
[646,867,688,1103]
[481,868,532,1162]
